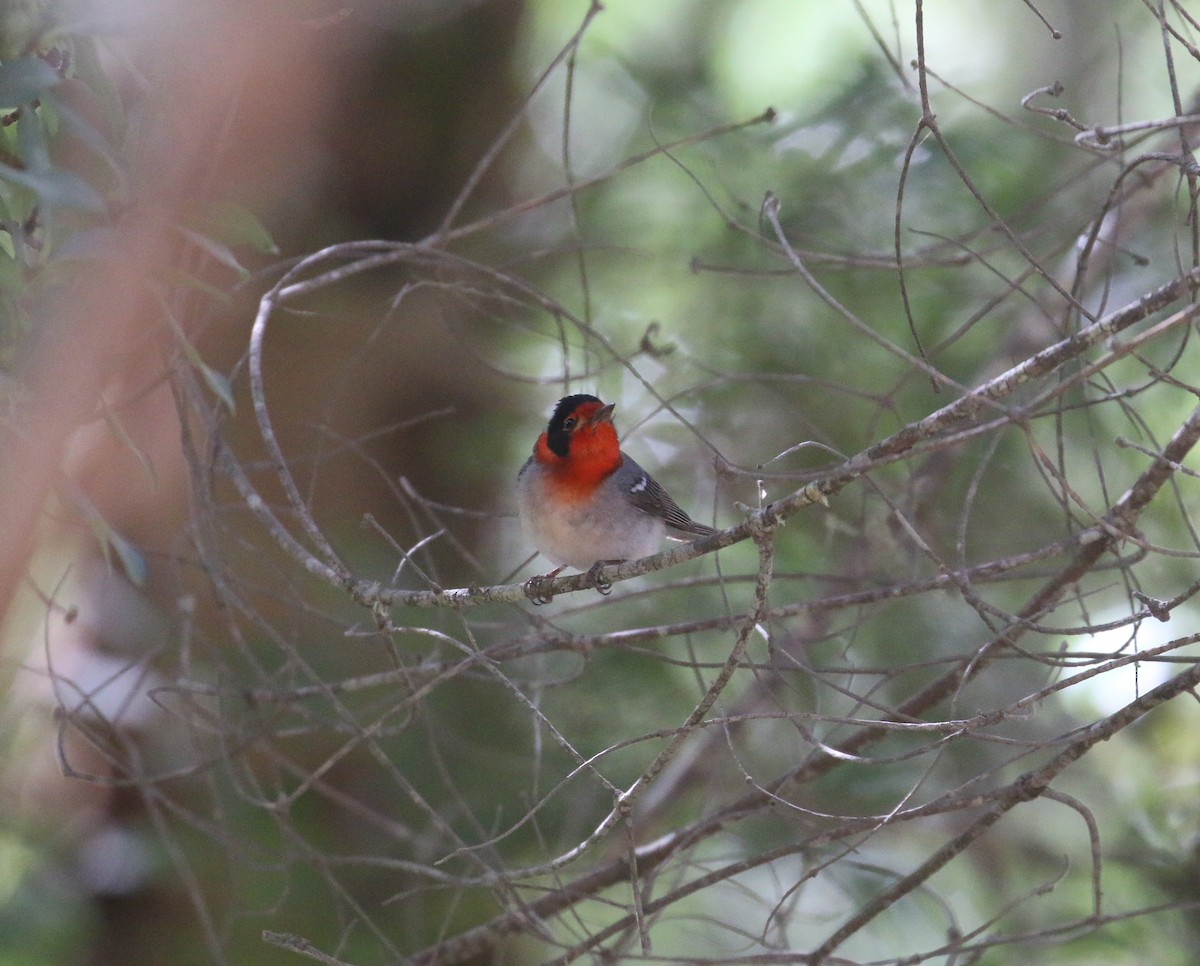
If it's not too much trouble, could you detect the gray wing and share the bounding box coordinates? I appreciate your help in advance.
[620,456,717,536]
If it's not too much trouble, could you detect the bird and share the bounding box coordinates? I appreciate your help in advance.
[517,394,716,601]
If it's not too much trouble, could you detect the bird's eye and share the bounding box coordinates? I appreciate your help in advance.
[563,417,576,430]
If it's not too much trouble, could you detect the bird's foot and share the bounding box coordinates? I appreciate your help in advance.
[524,568,563,605]
[585,560,616,596]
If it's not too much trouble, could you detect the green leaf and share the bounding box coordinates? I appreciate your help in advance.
[105,525,148,587]
[162,301,236,412]
[101,397,159,489]
[0,163,104,210]
[0,87,108,212]
[0,58,60,107]
[180,226,251,279]
[197,362,235,412]
[76,493,148,587]
[197,200,280,256]
[13,94,50,170]
[0,247,22,291]
[51,98,125,187]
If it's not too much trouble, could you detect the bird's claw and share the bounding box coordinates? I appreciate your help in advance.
[523,563,614,604]
[524,574,558,605]
[585,561,613,596]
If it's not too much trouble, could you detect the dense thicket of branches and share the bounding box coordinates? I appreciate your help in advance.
[4,2,1200,964]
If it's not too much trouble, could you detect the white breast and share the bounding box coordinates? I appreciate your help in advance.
[517,461,665,570]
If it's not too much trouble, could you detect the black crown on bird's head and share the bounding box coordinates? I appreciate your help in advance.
[545,394,606,458]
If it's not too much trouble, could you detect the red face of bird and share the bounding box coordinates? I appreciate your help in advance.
[534,395,622,489]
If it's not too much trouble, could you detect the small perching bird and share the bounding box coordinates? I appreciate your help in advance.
[517,394,716,601]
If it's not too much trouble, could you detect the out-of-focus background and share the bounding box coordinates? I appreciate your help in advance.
[3,1,1200,963]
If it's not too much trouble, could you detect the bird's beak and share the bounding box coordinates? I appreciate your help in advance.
[592,403,615,425]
